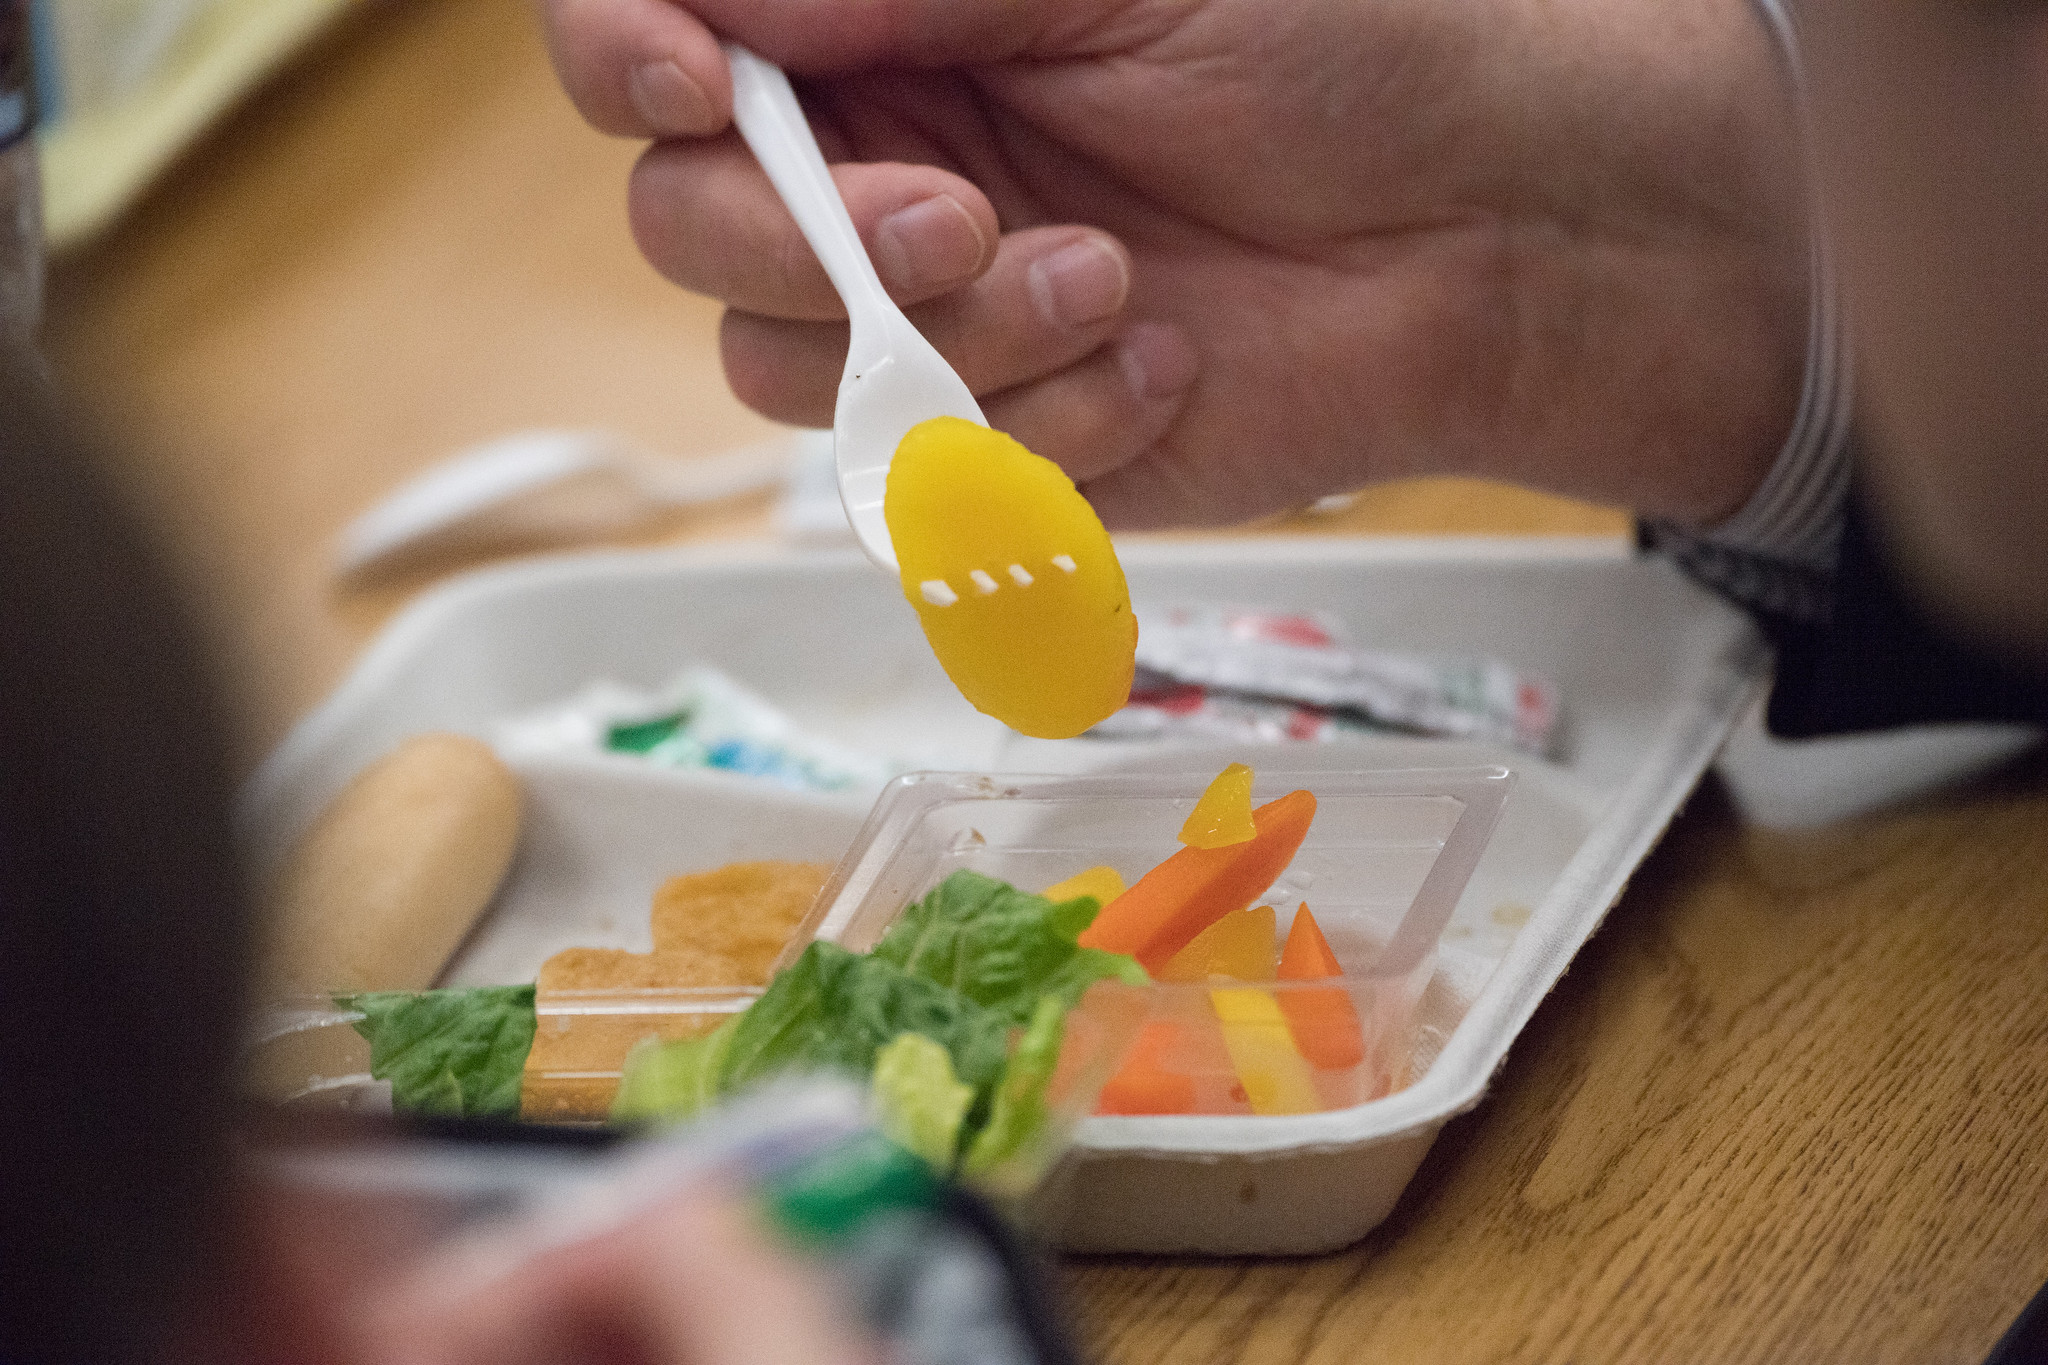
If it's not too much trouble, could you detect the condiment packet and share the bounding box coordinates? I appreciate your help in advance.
[495,666,904,793]
[1096,606,1561,756]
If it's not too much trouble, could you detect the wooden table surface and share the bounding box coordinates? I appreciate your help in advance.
[43,1,2048,1361]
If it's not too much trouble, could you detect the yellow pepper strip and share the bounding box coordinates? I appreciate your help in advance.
[1155,904,1277,984]
[1178,762,1257,849]
[1209,988,1322,1116]
[1042,865,1127,907]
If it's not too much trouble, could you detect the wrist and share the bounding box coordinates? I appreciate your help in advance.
[1437,0,1814,521]
[1651,0,1855,581]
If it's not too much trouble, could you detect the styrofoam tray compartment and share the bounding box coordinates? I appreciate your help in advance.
[244,537,1767,1253]
[440,755,868,985]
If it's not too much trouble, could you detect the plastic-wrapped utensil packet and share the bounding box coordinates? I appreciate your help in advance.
[494,666,906,794]
[1094,605,1561,756]
[260,1080,1082,1365]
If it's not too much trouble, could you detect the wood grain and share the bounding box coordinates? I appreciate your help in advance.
[38,1,2048,1362]
[1067,774,2048,1364]
[45,0,785,761]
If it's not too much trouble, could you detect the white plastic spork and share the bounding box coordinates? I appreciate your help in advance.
[723,43,985,573]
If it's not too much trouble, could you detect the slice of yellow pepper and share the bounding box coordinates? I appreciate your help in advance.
[1178,761,1257,849]
[884,417,1136,739]
[1156,904,1277,983]
[1153,902,1322,1114]
[1209,987,1323,1115]
[1042,865,1128,907]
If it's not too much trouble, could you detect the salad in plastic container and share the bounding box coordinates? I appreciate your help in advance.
[247,762,1506,1201]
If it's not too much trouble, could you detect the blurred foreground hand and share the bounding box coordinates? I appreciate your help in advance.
[362,1182,876,1365]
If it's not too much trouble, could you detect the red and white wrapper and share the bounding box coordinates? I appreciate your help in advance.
[1090,606,1561,756]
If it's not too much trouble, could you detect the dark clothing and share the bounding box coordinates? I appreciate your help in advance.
[1759,491,2048,736]
[1648,483,2048,738]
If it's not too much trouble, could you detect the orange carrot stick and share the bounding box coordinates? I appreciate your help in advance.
[1077,789,1316,973]
[1095,1020,1198,1115]
[1278,899,1343,978]
[1275,903,1365,1071]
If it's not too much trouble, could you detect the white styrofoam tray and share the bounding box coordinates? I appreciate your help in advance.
[245,536,1767,1253]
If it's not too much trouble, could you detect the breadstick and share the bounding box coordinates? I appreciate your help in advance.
[265,733,523,994]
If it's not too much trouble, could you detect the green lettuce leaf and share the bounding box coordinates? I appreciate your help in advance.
[961,995,1068,1186]
[414,1067,466,1117]
[610,1016,736,1124]
[720,941,1011,1099]
[338,985,536,1118]
[872,870,1144,1023]
[613,943,1011,1127]
[611,874,1146,1190]
[871,1032,973,1172]
[1038,945,1149,1003]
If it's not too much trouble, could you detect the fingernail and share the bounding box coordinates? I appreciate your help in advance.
[874,195,988,291]
[1028,238,1128,330]
[1118,322,1199,401]
[631,59,714,135]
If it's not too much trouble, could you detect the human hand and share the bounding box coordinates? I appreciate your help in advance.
[360,1182,874,1365]
[541,0,1811,530]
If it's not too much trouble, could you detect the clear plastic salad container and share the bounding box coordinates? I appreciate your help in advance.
[794,767,1513,1122]
[247,764,1505,1200]
[246,979,1144,1202]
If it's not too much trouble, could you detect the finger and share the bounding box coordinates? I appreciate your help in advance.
[362,1230,625,1365]
[986,321,1201,484]
[720,227,1136,421]
[1079,446,1223,531]
[364,1185,872,1365]
[675,0,1056,72]
[615,1190,874,1365]
[539,0,732,138]
[631,138,1001,319]
[672,0,1122,72]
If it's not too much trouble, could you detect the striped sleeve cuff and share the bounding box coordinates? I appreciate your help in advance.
[1641,0,1854,622]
